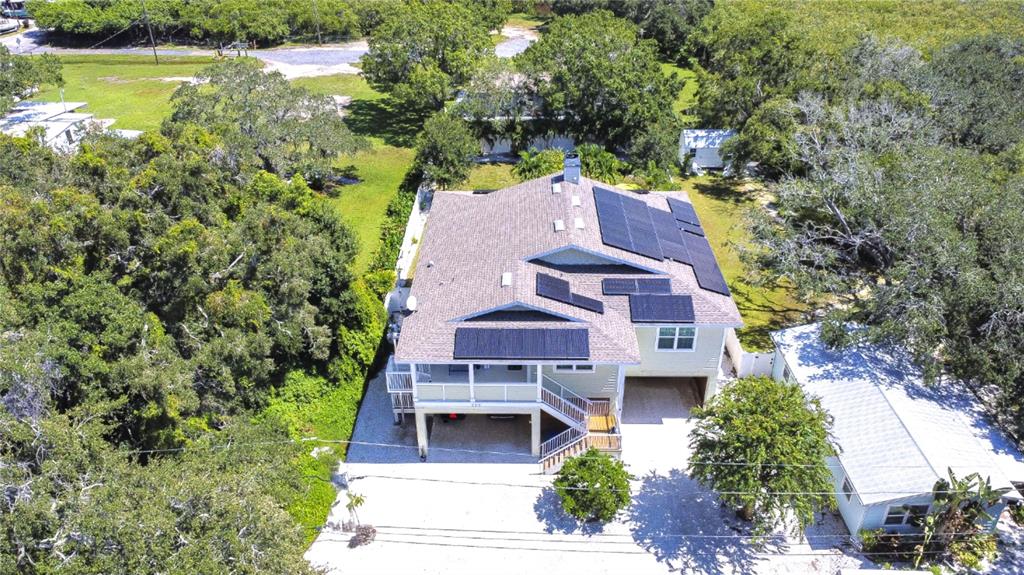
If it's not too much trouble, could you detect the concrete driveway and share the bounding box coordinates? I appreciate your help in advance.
[305,375,872,575]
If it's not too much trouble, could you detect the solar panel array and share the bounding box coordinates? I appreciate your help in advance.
[593,186,731,296]
[536,273,604,314]
[593,187,664,259]
[453,328,590,359]
[602,277,672,295]
[628,294,695,323]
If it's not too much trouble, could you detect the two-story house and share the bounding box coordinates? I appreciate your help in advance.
[384,156,741,471]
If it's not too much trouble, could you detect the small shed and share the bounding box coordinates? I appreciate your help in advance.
[770,323,1024,537]
[679,129,736,175]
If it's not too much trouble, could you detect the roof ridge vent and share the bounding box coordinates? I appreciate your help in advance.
[554,219,565,232]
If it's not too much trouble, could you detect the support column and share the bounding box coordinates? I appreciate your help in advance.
[468,363,475,402]
[410,363,418,401]
[615,364,626,423]
[536,364,543,401]
[531,407,541,457]
[415,410,428,460]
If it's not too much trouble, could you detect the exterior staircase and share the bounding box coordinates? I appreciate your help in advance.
[538,376,621,474]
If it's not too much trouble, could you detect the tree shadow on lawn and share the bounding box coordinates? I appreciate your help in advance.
[692,177,751,205]
[532,487,607,536]
[344,98,424,148]
[629,469,785,575]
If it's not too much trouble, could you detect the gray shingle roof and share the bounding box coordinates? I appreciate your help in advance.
[395,173,742,363]
[772,324,1024,506]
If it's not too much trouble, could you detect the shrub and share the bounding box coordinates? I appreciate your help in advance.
[554,448,632,522]
[1010,501,1024,527]
[512,148,565,180]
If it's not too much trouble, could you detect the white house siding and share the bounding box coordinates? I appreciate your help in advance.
[831,459,868,535]
[626,326,726,401]
[542,364,618,400]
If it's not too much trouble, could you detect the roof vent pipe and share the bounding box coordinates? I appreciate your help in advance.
[564,153,581,184]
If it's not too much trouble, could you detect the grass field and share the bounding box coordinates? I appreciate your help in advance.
[31,55,217,132]
[661,62,699,122]
[463,162,518,191]
[505,12,547,30]
[679,176,804,351]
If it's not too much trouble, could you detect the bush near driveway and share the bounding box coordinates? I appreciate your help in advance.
[554,448,633,522]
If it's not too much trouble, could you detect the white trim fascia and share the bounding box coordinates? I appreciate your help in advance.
[448,300,584,323]
[395,357,641,366]
[525,244,665,274]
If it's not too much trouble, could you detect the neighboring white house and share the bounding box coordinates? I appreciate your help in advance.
[0,101,117,151]
[680,129,736,175]
[385,156,741,472]
[771,323,1024,537]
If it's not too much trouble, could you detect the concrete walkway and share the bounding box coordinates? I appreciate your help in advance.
[305,376,876,574]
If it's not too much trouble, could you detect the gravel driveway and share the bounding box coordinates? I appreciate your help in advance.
[305,376,874,575]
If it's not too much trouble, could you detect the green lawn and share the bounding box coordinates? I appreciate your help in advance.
[463,162,518,191]
[678,176,805,351]
[661,62,699,122]
[506,12,547,30]
[31,55,217,132]
[291,73,383,102]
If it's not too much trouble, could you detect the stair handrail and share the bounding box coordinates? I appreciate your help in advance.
[541,375,591,416]
[539,424,587,462]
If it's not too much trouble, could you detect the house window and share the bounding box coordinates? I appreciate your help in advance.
[554,365,595,373]
[782,363,796,384]
[656,327,696,351]
[841,477,854,502]
[883,504,930,526]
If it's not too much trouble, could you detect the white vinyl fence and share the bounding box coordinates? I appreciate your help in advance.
[724,328,775,378]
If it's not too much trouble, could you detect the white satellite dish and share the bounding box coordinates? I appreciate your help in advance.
[406,295,418,312]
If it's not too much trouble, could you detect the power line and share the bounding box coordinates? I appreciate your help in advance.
[112,436,1017,498]
[363,524,989,542]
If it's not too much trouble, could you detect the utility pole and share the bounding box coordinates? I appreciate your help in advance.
[311,0,323,45]
[139,0,159,65]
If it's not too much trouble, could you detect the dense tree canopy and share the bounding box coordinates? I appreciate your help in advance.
[1,53,384,572]
[362,0,493,115]
[748,35,1024,435]
[549,0,712,63]
[519,10,682,169]
[27,0,365,45]
[168,59,367,187]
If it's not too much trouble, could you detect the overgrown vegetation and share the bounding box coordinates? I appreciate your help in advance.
[0,58,393,571]
[859,469,1009,570]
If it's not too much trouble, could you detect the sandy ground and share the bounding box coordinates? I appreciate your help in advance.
[305,376,874,575]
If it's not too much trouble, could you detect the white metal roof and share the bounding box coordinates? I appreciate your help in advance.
[772,323,1024,506]
[681,129,736,150]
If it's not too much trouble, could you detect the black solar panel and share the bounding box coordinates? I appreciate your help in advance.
[602,278,672,295]
[682,233,731,295]
[536,273,571,301]
[680,221,705,237]
[453,328,590,359]
[537,273,605,314]
[594,187,729,298]
[667,197,701,226]
[593,186,664,260]
[636,278,672,293]
[570,293,605,313]
[628,294,695,323]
